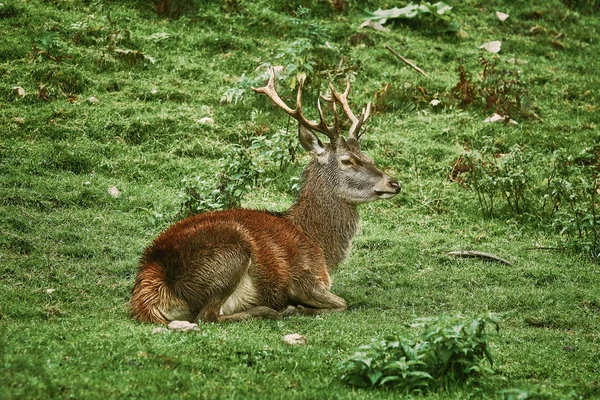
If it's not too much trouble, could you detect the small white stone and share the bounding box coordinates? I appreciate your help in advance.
[88,96,99,104]
[167,320,200,332]
[46,288,56,294]
[107,186,120,198]
[283,333,307,346]
[430,99,441,106]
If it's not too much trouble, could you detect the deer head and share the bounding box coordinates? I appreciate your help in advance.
[252,69,401,204]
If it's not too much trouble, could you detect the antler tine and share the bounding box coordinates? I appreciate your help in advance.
[327,79,371,141]
[252,68,339,142]
[317,97,340,138]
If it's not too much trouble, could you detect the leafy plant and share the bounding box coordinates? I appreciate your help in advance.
[455,145,533,218]
[548,149,600,259]
[364,2,460,33]
[179,145,262,215]
[179,128,300,216]
[249,127,299,171]
[339,314,499,392]
[450,57,529,119]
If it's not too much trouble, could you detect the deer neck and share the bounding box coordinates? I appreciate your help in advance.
[284,160,360,271]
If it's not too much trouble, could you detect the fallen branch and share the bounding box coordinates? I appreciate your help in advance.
[446,251,512,266]
[385,44,431,79]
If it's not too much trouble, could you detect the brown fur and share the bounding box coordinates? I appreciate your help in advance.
[130,208,334,324]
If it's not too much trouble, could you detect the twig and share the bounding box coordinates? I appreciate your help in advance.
[385,44,431,79]
[446,250,512,265]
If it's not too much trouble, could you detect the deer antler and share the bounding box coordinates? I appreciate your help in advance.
[252,69,339,143]
[324,80,371,141]
[253,69,372,142]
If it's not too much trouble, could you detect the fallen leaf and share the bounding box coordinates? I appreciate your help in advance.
[13,117,24,124]
[479,40,501,53]
[495,11,509,21]
[13,86,25,98]
[529,25,545,35]
[456,28,469,39]
[197,117,214,125]
[108,186,120,198]
[167,320,201,332]
[283,333,307,345]
[359,19,391,33]
[152,327,168,334]
[484,113,518,125]
[551,40,565,49]
[46,288,56,294]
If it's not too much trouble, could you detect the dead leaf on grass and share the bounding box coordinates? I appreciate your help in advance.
[167,320,201,332]
[495,11,509,21]
[359,19,391,32]
[530,25,545,35]
[283,333,307,345]
[484,113,518,125]
[479,40,501,53]
[12,86,25,98]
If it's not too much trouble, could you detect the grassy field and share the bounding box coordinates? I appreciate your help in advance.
[1,0,599,398]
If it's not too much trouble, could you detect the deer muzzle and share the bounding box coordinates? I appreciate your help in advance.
[374,176,401,199]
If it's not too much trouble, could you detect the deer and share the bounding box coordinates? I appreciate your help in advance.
[129,69,401,324]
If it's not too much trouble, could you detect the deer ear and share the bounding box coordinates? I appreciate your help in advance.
[298,123,326,156]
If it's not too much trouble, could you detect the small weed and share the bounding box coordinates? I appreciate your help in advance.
[548,149,600,259]
[339,314,499,392]
[449,57,529,120]
[179,144,262,215]
[179,126,300,216]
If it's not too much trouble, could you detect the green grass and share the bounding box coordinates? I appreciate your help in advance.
[1,0,599,398]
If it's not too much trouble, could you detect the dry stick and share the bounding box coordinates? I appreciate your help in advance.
[385,44,431,79]
[446,251,513,266]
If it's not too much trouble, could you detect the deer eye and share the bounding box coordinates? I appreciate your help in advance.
[340,157,355,166]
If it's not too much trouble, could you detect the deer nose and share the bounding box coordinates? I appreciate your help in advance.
[388,178,401,193]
